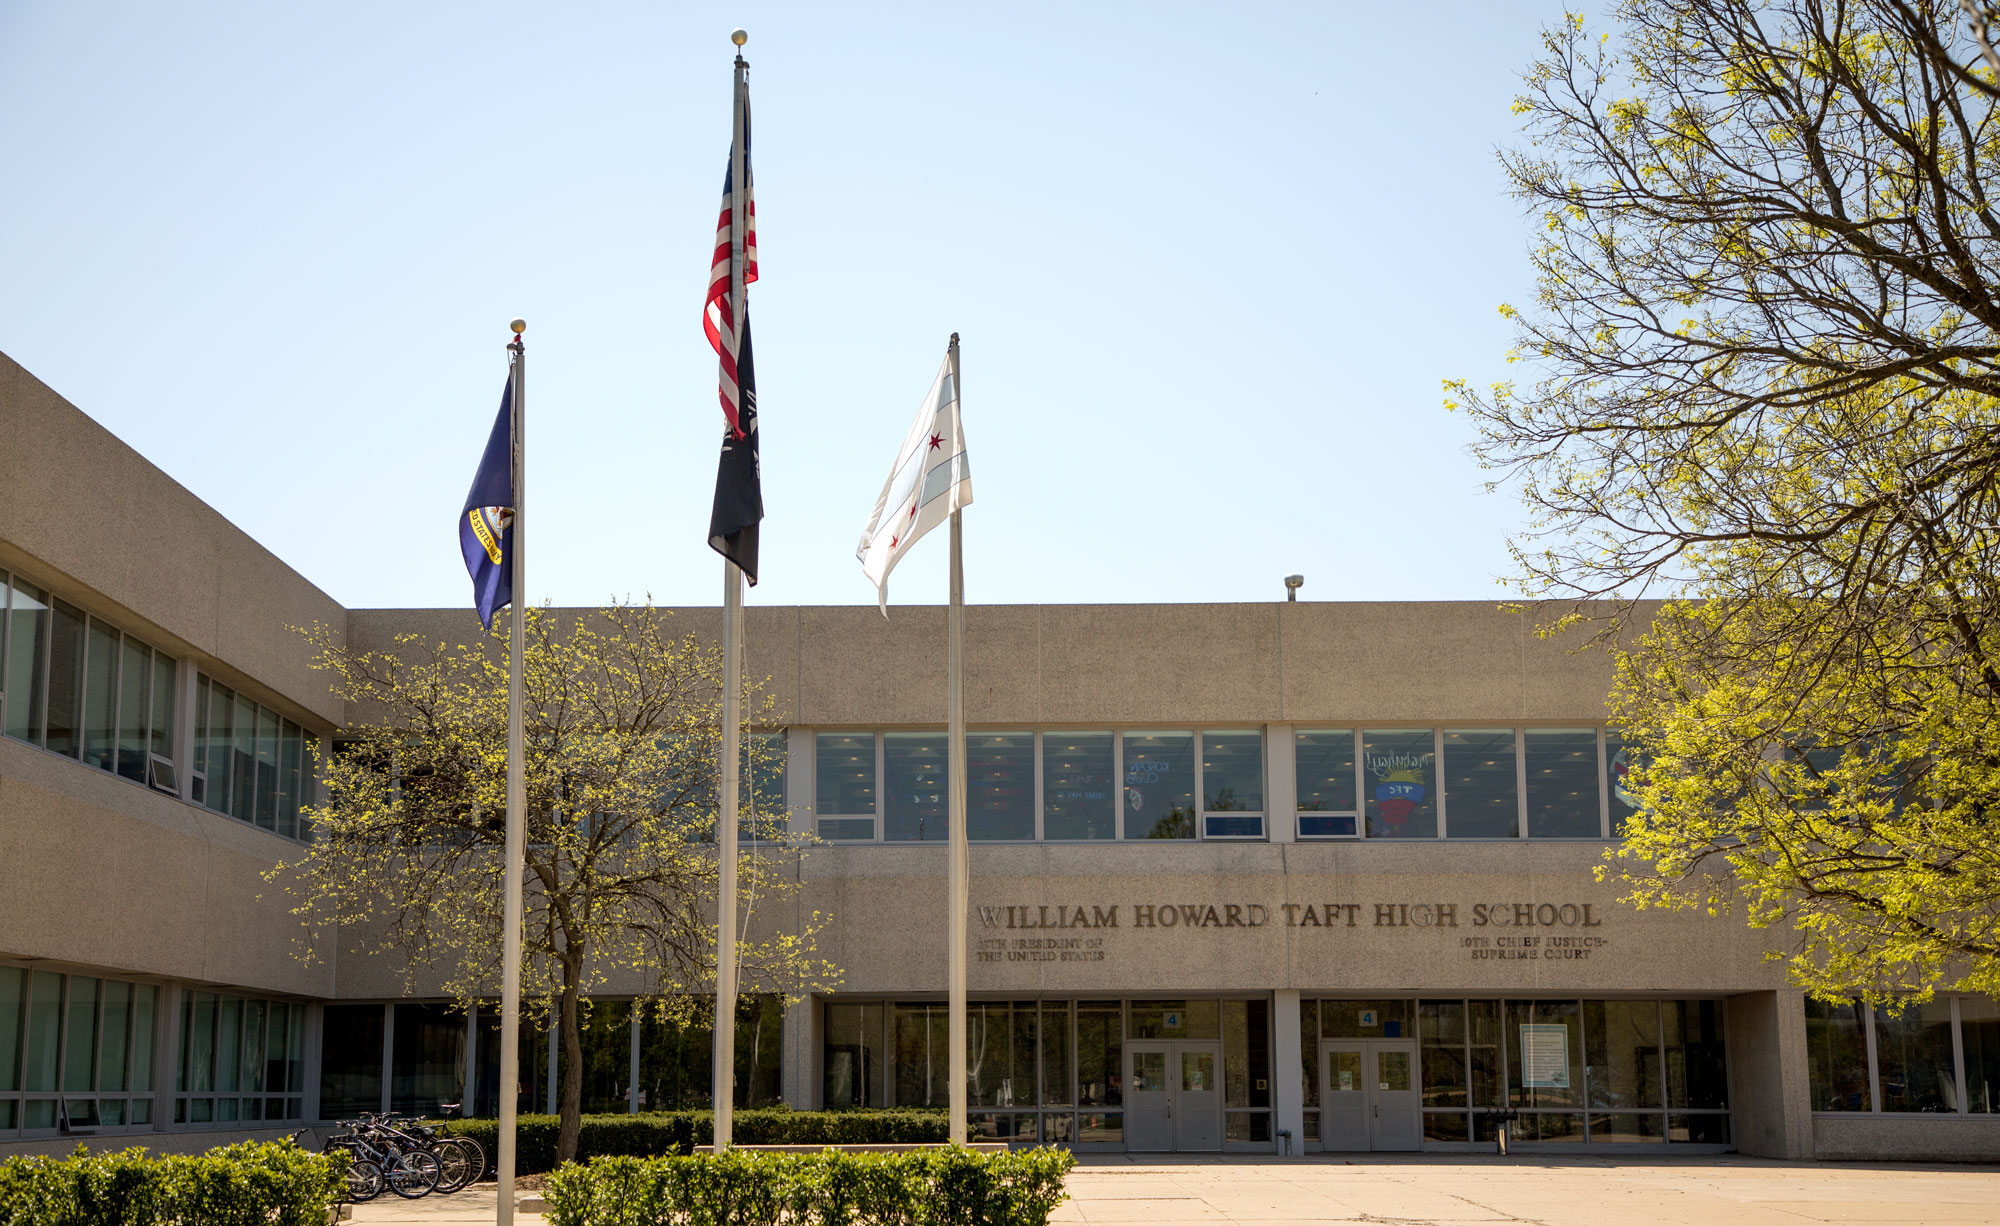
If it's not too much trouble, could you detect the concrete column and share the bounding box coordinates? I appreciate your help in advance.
[151,981,182,1132]
[1272,988,1304,1155]
[781,995,816,1109]
[787,726,814,838]
[1266,725,1296,843]
[1725,988,1814,1159]
[301,1003,324,1123]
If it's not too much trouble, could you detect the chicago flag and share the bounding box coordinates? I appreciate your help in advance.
[856,358,972,613]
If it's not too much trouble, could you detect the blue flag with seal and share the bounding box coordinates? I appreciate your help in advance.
[459,381,514,629]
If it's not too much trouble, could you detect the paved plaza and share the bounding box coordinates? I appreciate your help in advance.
[347,1154,2000,1225]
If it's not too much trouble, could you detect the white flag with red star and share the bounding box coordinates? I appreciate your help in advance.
[856,357,972,614]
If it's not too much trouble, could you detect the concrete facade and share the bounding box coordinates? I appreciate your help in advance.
[2,351,1997,1162]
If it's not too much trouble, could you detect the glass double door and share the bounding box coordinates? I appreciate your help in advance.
[1124,1041,1222,1151]
[1321,1040,1420,1151]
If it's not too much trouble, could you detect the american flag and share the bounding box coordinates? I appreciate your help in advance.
[704,99,757,436]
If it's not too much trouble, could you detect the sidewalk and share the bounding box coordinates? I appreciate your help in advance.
[349,1154,2000,1225]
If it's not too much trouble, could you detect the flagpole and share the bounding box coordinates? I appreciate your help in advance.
[712,37,749,1152]
[496,318,527,1226]
[945,333,968,1148]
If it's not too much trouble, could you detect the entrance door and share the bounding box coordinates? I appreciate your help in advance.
[1124,1041,1223,1151]
[1126,1043,1174,1151]
[1320,1040,1420,1151]
[1172,1044,1222,1151]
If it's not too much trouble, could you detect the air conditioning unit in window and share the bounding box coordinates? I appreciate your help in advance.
[149,754,180,796]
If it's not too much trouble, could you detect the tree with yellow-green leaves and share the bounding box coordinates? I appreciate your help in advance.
[1448,0,2000,1005]
[269,601,837,1163]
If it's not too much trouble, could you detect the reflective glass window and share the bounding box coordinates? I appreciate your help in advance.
[1043,733,1115,840]
[62,978,98,1093]
[1506,998,1582,1108]
[1122,732,1195,840]
[1606,731,1642,836]
[1443,728,1518,838]
[892,1002,950,1106]
[100,980,131,1093]
[278,721,303,839]
[1299,999,1318,1109]
[814,732,875,823]
[1664,999,1728,1109]
[5,578,49,744]
[1526,728,1600,837]
[319,1004,384,1117]
[25,972,61,1092]
[637,1003,711,1111]
[823,1002,885,1109]
[1469,999,1503,1107]
[0,966,22,1092]
[1041,1002,1072,1106]
[391,1003,467,1116]
[1963,997,2000,1114]
[1222,998,1269,1107]
[117,637,149,783]
[256,707,280,829]
[216,996,241,1092]
[575,1001,628,1115]
[1295,730,1357,837]
[203,682,234,815]
[884,733,948,841]
[734,994,784,1109]
[1076,1002,1122,1107]
[150,655,175,766]
[82,621,118,772]
[1874,1000,1957,1113]
[967,734,1034,841]
[1585,999,1662,1108]
[968,1001,1036,1107]
[232,693,257,821]
[45,599,85,758]
[1201,732,1263,811]
[1363,730,1436,838]
[745,731,787,839]
[1129,999,1219,1039]
[240,1000,266,1093]
[1420,999,1467,1107]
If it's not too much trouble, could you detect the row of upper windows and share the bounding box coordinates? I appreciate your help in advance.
[801,726,1640,843]
[1,567,321,842]
[1,570,180,792]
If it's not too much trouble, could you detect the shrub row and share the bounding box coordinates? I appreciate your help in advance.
[544,1148,1074,1226]
[442,1109,957,1175]
[0,1140,345,1226]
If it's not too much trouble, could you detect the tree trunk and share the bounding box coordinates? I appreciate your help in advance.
[557,956,585,1164]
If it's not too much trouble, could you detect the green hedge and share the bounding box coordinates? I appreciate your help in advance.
[544,1148,1074,1226]
[443,1109,958,1175]
[0,1140,346,1226]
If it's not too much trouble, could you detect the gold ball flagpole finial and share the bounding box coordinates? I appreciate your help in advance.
[509,318,527,335]
[730,28,748,46]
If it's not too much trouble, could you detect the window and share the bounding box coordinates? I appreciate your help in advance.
[1607,730,1642,836]
[884,733,949,841]
[967,734,1034,841]
[1295,730,1358,838]
[0,965,159,1133]
[1122,732,1196,840]
[1,573,179,795]
[194,674,314,839]
[1808,997,1992,1115]
[1200,731,1264,838]
[815,732,877,841]
[1043,733,1115,840]
[744,730,788,841]
[178,991,304,1124]
[1443,729,1520,838]
[1525,728,1602,837]
[1363,730,1437,838]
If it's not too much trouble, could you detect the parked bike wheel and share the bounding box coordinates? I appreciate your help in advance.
[433,1137,480,1192]
[385,1150,442,1199]
[344,1158,386,1203]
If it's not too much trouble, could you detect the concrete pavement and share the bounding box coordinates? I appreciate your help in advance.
[348,1154,2000,1225]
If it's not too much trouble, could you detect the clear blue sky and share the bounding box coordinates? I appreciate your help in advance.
[0,2,1578,611]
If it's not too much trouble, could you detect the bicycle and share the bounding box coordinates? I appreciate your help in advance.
[294,1127,384,1202]
[369,1111,485,1193]
[323,1119,440,1199]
